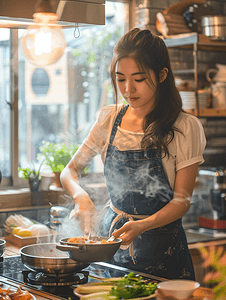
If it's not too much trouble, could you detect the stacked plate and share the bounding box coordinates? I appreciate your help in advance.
[198,89,210,108]
[179,91,196,109]
[179,90,210,109]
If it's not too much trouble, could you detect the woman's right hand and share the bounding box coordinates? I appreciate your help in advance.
[69,192,97,235]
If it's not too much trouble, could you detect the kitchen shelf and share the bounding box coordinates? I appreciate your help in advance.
[163,33,226,117]
[187,108,226,117]
[163,32,226,51]
[173,69,195,75]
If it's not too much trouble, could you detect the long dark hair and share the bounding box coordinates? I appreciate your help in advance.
[110,28,183,157]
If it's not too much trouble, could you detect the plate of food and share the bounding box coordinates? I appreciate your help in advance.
[73,272,157,299]
[0,283,36,300]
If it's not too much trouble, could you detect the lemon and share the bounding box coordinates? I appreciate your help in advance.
[12,227,23,235]
[16,229,32,237]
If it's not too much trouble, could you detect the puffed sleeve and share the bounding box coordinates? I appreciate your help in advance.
[83,104,119,154]
[173,113,206,171]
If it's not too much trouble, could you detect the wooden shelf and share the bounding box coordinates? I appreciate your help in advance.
[163,32,226,51]
[163,32,226,118]
[186,108,226,117]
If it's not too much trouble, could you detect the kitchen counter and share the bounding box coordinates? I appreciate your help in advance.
[2,231,226,290]
[0,239,219,298]
[186,230,226,245]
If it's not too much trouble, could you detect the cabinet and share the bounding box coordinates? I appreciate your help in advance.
[163,32,226,117]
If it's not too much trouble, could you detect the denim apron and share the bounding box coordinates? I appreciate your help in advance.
[101,104,195,280]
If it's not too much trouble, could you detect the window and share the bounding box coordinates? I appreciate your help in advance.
[0,29,10,184]
[0,1,128,188]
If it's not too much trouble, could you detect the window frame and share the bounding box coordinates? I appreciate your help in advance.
[0,0,131,190]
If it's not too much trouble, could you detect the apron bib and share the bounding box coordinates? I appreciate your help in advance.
[101,105,195,280]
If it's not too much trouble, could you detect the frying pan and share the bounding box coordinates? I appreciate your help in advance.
[56,236,122,262]
[19,243,89,274]
[0,239,6,257]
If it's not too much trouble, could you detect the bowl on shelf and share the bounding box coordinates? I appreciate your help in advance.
[156,280,200,300]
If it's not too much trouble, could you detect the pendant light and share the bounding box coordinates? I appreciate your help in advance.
[20,0,67,66]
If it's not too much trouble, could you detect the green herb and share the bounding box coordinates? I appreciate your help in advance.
[110,272,157,299]
[18,160,43,180]
[37,141,87,173]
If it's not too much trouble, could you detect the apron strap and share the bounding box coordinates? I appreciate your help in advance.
[109,202,150,262]
[109,104,129,145]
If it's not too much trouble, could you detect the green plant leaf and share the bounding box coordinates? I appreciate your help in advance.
[38,141,82,173]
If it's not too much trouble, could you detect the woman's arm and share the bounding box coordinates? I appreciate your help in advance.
[112,162,199,244]
[60,144,97,235]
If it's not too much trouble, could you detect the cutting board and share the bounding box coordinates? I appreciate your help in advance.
[5,229,60,247]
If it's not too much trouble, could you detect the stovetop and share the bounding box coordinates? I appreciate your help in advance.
[0,256,163,299]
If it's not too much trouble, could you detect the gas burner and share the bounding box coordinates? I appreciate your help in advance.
[23,270,89,286]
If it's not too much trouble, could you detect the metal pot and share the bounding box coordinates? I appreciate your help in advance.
[201,15,226,40]
[49,206,69,230]
[57,236,122,262]
[19,243,89,274]
[0,239,6,257]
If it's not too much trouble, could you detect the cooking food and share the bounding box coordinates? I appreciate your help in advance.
[75,272,158,299]
[67,236,116,244]
[58,236,122,262]
[0,283,34,300]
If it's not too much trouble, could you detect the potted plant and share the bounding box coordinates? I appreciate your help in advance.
[18,162,44,205]
[37,141,81,188]
[18,162,42,192]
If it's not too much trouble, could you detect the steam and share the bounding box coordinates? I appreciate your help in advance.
[106,161,174,207]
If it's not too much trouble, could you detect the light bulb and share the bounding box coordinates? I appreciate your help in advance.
[20,12,66,66]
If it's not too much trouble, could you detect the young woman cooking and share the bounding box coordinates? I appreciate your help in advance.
[60,28,206,280]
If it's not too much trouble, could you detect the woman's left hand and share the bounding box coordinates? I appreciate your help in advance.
[112,221,143,245]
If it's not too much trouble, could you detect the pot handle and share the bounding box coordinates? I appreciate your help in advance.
[56,244,84,251]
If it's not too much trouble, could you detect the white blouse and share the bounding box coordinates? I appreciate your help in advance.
[84,104,206,190]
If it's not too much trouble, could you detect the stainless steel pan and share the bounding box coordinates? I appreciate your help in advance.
[19,243,89,274]
[57,236,122,262]
[0,239,6,257]
[201,15,226,40]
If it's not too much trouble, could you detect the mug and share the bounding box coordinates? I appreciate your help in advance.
[206,68,226,83]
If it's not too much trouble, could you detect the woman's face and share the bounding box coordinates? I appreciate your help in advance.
[116,57,157,113]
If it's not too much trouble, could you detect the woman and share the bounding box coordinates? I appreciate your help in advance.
[60,28,206,280]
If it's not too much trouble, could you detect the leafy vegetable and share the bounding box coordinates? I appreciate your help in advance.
[77,272,157,300]
[110,272,157,299]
